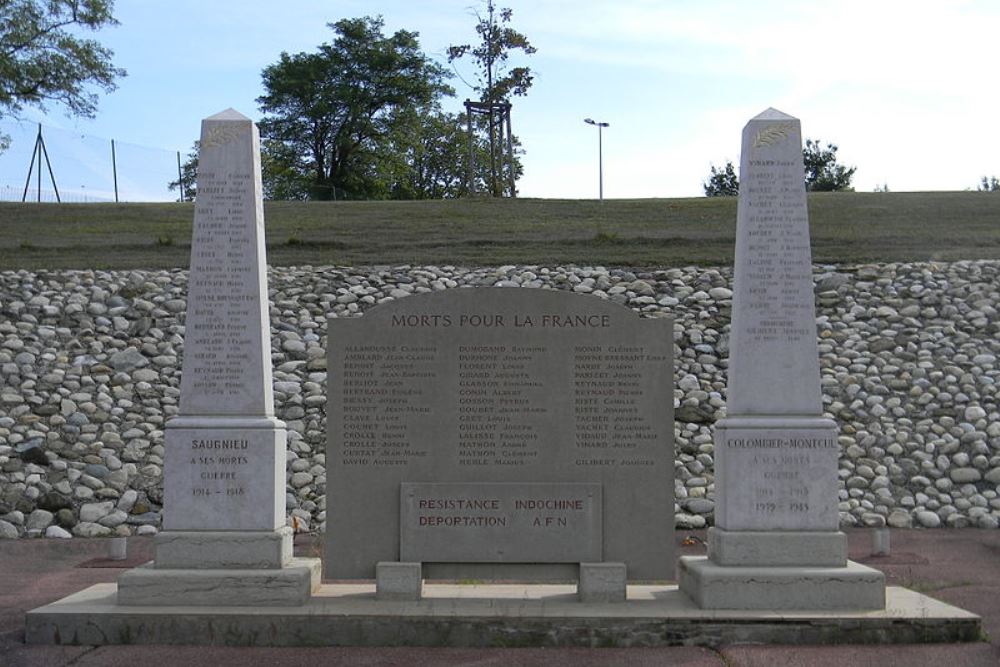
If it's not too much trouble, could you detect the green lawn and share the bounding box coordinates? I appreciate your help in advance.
[1,192,998,270]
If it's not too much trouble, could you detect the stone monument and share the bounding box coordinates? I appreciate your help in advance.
[116,109,320,605]
[326,288,674,599]
[678,108,885,610]
[24,111,978,648]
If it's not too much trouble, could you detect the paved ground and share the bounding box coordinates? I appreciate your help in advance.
[2,529,998,667]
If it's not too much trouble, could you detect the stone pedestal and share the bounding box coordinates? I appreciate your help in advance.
[117,559,321,607]
[679,558,886,611]
[578,562,626,603]
[707,528,846,567]
[152,528,293,569]
[680,415,885,609]
[376,562,423,601]
[117,525,318,606]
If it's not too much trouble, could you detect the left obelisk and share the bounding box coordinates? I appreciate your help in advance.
[117,109,320,606]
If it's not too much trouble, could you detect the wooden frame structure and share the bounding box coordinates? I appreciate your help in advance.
[464,99,515,197]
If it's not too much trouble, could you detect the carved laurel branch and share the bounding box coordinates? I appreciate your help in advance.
[202,124,248,149]
[753,122,795,148]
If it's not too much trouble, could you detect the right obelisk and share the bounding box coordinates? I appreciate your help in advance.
[679,108,885,610]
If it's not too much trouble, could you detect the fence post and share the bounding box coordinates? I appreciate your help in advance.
[176,151,184,202]
[111,139,119,203]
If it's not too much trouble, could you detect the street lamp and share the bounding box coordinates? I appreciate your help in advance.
[584,118,609,201]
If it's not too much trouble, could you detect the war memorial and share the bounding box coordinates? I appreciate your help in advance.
[21,109,981,647]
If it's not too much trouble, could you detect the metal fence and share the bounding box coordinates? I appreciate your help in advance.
[0,120,183,203]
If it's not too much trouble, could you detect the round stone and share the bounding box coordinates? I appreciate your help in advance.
[45,525,72,538]
[0,520,19,539]
[965,406,987,421]
[686,498,715,514]
[79,501,115,523]
[915,511,941,528]
[950,468,983,484]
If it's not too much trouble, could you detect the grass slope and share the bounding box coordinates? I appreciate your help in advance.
[1,192,998,270]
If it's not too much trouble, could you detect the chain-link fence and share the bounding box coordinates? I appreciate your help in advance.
[0,120,185,203]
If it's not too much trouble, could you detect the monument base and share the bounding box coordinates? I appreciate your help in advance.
[376,562,423,601]
[117,558,321,607]
[372,561,630,603]
[153,527,293,569]
[677,556,885,610]
[26,582,976,647]
[578,562,627,603]
[708,527,847,567]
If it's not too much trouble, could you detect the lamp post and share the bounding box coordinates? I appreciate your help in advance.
[584,118,609,201]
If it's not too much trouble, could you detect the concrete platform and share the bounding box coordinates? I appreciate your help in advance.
[26,582,979,648]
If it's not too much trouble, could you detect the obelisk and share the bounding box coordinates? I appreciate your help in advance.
[679,109,885,610]
[117,110,319,606]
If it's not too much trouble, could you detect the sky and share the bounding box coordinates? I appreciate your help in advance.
[2,0,999,201]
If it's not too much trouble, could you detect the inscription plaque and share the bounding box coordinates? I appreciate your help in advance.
[400,482,602,563]
[714,428,839,531]
[326,288,673,580]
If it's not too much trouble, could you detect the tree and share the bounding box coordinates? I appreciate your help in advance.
[257,16,452,200]
[167,142,198,201]
[383,107,522,199]
[703,161,739,197]
[978,176,999,192]
[0,0,125,151]
[702,139,856,196]
[802,138,855,191]
[448,0,535,196]
[168,110,491,201]
[261,139,312,200]
[381,108,468,199]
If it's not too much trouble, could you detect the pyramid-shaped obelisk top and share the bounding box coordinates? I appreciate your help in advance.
[751,107,795,121]
[206,107,251,121]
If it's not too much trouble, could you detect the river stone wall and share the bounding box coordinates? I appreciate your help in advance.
[2,261,1000,539]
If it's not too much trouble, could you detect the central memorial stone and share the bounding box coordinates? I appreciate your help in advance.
[326,288,674,583]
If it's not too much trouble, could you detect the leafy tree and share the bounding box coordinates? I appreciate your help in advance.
[447,1,536,103]
[447,0,535,196]
[703,161,739,197]
[702,139,856,196]
[873,182,890,193]
[261,139,312,200]
[169,110,492,201]
[802,138,855,191]
[380,108,467,199]
[257,16,452,200]
[167,142,198,201]
[384,108,522,199]
[0,0,125,151]
[978,176,999,192]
